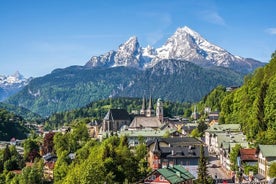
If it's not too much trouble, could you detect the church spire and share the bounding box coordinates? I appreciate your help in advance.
[148,95,153,110]
[146,95,155,117]
[140,95,146,115]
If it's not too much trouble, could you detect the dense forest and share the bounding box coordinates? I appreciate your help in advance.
[0,102,42,122]
[0,108,29,141]
[197,51,276,145]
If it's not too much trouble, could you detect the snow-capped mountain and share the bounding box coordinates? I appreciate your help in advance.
[0,71,31,101]
[85,26,264,73]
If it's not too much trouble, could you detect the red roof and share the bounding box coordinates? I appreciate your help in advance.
[240,148,258,161]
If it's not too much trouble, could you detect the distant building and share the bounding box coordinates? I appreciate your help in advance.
[226,86,240,92]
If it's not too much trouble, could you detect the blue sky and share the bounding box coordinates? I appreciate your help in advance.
[1,0,276,77]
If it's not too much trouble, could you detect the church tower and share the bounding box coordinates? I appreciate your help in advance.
[146,95,155,117]
[140,96,146,115]
[156,98,163,123]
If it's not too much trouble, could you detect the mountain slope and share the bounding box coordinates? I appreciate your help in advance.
[0,71,31,101]
[0,108,29,141]
[85,26,264,74]
[6,60,243,117]
[218,53,276,144]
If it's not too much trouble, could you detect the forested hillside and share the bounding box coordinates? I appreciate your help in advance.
[6,60,243,117]
[216,52,276,144]
[0,108,29,141]
[0,102,42,122]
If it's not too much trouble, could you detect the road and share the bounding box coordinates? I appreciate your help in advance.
[208,155,234,183]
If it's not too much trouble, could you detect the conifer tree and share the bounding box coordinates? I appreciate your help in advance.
[197,145,211,184]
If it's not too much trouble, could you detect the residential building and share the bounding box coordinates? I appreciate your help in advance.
[205,124,241,154]
[147,137,206,178]
[142,165,194,184]
[257,145,276,181]
[237,148,258,173]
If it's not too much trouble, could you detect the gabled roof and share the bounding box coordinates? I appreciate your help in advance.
[259,145,276,158]
[103,109,130,121]
[152,139,161,155]
[239,148,258,161]
[158,165,195,184]
[129,116,161,129]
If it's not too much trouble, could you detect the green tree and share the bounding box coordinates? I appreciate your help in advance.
[229,144,242,171]
[269,162,276,178]
[243,164,258,175]
[53,150,70,182]
[23,138,40,162]
[197,145,211,184]
[3,145,11,162]
[190,128,200,138]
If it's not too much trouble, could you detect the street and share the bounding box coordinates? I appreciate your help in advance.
[208,155,234,183]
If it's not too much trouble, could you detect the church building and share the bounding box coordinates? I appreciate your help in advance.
[128,96,164,130]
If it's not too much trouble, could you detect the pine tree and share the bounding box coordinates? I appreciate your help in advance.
[197,145,210,184]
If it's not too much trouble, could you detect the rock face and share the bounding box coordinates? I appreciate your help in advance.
[85,26,264,74]
[0,71,31,101]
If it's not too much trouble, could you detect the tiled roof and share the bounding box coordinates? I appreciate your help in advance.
[103,109,130,121]
[158,165,194,184]
[239,148,258,161]
[259,145,276,157]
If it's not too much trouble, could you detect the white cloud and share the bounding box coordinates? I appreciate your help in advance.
[199,10,226,26]
[265,28,276,35]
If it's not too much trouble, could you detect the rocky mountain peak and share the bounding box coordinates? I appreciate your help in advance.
[0,72,31,101]
[85,26,264,73]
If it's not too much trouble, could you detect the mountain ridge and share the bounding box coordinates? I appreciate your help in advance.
[0,71,31,101]
[6,59,243,117]
[85,26,264,73]
[4,26,263,117]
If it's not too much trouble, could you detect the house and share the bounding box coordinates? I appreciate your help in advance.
[257,145,276,181]
[181,123,197,136]
[208,111,219,121]
[237,148,258,172]
[101,109,131,132]
[218,133,248,172]
[44,161,55,180]
[205,124,241,154]
[142,165,194,184]
[147,137,206,178]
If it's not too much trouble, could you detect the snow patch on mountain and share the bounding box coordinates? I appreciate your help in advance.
[85,26,264,73]
[0,71,31,101]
